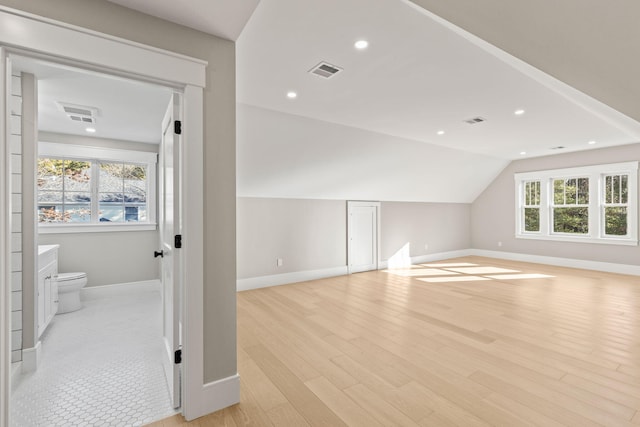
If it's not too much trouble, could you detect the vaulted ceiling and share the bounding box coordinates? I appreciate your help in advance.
[85,0,640,202]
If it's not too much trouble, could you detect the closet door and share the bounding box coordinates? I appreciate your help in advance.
[348,201,380,273]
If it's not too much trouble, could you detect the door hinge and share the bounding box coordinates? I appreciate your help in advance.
[174,349,182,364]
[175,234,182,249]
[174,120,182,135]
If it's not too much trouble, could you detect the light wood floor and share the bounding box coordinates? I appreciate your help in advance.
[149,256,640,426]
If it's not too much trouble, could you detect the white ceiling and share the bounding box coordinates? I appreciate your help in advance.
[12,56,172,144]
[236,0,640,160]
[19,0,640,158]
[106,0,259,41]
[12,0,640,201]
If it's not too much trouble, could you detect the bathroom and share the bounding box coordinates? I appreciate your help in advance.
[9,54,178,425]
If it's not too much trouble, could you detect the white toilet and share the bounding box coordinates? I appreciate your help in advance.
[56,272,87,314]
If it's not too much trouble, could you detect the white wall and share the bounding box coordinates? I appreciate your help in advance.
[471,143,640,265]
[381,201,470,260]
[237,198,346,279]
[237,197,471,281]
[38,231,159,287]
[238,104,508,203]
[36,132,159,287]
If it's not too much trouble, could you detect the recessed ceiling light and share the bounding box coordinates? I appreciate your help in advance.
[85,127,96,133]
[437,130,445,135]
[286,91,297,99]
[588,140,597,145]
[514,109,525,116]
[520,151,527,156]
[354,40,369,50]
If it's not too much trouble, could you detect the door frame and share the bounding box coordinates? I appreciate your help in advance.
[0,7,209,425]
[347,201,381,274]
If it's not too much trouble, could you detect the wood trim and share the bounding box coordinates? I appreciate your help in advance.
[0,11,214,425]
[0,7,206,87]
[0,46,10,427]
[470,249,640,276]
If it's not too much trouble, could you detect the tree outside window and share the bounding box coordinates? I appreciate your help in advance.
[38,157,148,224]
[523,180,540,232]
[552,177,589,234]
[603,174,628,236]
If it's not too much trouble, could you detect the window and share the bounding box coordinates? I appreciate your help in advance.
[38,142,157,233]
[603,174,628,236]
[522,180,540,232]
[515,162,638,245]
[552,177,589,234]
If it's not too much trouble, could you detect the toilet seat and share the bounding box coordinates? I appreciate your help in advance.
[56,272,87,313]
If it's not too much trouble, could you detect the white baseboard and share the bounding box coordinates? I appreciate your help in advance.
[238,251,477,291]
[469,249,640,276]
[237,266,349,291]
[81,279,161,300]
[378,249,474,269]
[195,374,240,419]
[11,361,22,391]
[21,341,41,373]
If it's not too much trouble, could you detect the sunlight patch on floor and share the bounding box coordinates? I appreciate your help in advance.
[420,263,478,268]
[383,268,459,277]
[418,276,491,283]
[444,266,521,275]
[485,273,554,280]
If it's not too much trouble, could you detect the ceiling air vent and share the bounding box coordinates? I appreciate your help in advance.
[464,117,486,124]
[308,61,343,79]
[57,102,99,124]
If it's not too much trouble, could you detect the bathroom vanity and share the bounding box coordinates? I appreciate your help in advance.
[37,245,59,337]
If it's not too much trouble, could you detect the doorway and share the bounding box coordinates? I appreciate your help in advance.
[347,201,380,273]
[0,10,208,426]
[7,54,181,425]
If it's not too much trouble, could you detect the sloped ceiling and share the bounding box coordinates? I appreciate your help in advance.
[22,0,638,204]
[235,0,640,202]
[237,104,509,203]
[106,0,259,41]
[408,0,640,123]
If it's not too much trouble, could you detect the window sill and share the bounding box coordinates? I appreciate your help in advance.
[38,223,157,234]
[516,233,638,246]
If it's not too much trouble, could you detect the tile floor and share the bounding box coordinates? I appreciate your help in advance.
[11,289,177,426]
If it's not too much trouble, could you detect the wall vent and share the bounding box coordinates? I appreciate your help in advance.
[308,61,343,79]
[57,102,98,124]
[464,117,486,124]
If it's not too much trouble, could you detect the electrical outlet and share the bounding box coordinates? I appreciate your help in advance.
[276,258,283,267]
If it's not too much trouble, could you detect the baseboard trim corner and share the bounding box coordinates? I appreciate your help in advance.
[469,249,640,276]
[21,341,41,373]
[197,373,240,418]
[237,266,349,291]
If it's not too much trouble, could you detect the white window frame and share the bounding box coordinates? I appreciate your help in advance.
[37,142,157,233]
[550,176,590,236]
[515,161,638,245]
[521,180,541,234]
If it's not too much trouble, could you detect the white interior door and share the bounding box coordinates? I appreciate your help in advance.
[348,201,379,273]
[158,93,182,409]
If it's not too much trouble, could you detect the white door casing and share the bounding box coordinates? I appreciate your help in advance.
[347,201,380,274]
[159,93,182,409]
[0,7,217,425]
[0,46,10,427]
